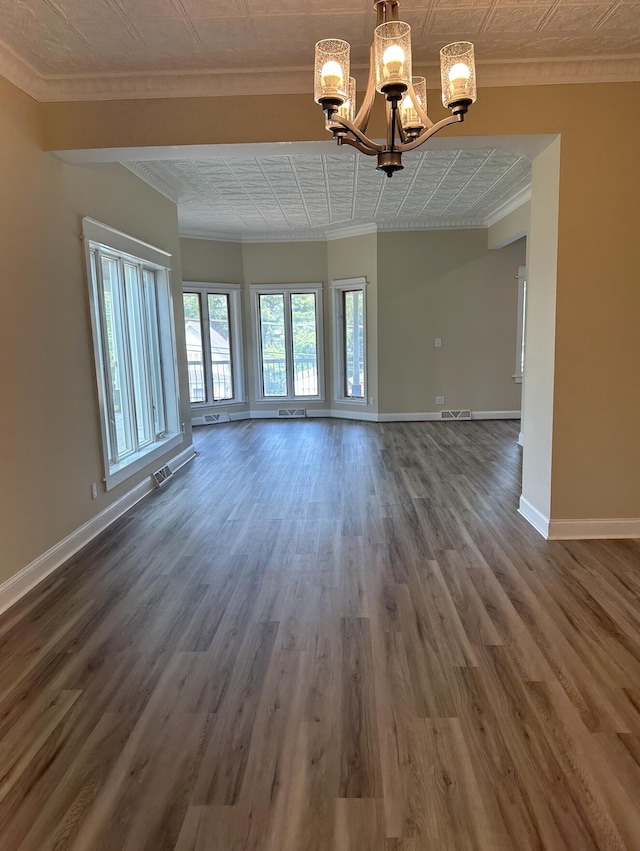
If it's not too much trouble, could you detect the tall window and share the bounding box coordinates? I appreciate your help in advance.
[84,218,181,490]
[182,284,244,406]
[515,265,526,383]
[331,277,367,403]
[251,284,323,401]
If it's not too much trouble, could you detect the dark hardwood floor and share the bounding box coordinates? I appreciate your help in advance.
[1,419,640,850]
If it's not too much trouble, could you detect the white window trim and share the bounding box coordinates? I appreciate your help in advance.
[83,218,181,491]
[182,282,246,408]
[514,265,526,384]
[250,283,325,403]
[331,277,368,405]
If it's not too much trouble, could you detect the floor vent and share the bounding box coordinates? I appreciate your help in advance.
[278,408,307,418]
[440,409,472,421]
[192,412,231,426]
[153,465,173,488]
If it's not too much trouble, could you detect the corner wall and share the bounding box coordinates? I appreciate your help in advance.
[377,230,525,416]
[0,75,192,586]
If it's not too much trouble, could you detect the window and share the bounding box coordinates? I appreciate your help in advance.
[251,284,324,401]
[515,265,526,383]
[84,218,181,490]
[182,284,244,407]
[331,277,367,403]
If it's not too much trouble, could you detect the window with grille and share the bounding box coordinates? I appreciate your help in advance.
[84,219,181,489]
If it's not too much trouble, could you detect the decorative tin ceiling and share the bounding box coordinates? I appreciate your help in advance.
[0,0,638,100]
[128,148,531,239]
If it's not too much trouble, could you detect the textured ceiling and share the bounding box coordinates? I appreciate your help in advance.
[1,0,638,75]
[129,148,531,239]
[0,0,638,99]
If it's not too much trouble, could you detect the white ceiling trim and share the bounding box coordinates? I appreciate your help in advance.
[2,53,639,103]
[122,163,180,204]
[179,217,507,244]
[484,185,532,228]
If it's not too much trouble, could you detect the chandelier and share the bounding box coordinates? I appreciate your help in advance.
[314,0,477,177]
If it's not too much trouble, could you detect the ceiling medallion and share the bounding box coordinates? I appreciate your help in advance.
[314,0,477,177]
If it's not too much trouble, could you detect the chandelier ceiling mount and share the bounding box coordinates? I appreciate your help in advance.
[314,0,477,177]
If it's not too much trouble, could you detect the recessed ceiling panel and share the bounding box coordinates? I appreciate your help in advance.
[130,148,531,238]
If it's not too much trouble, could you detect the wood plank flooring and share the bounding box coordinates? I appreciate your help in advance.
[1,419,640,850]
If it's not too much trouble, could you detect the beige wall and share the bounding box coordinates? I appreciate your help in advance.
[179,231,519,421]
[377,230,525,415]
[180,236,243,284]
[488,202,530,250]
[0,75,191,585]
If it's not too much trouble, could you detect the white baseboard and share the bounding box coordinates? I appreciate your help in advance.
[0,443,196,618]
[472,410,521,420]
[190,408,520,425]
[377,412,441,422]
[169,444,197,472]
[518,496,550,538]
[548,518,640,540]
[518,496,640,540]
[378,410,520,423]
[325,408,379,422]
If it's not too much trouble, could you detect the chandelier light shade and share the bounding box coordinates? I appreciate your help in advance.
[374,21,412,94]
[314,0,477,177]
[336,76,357,123]
[440,41,477,108]
[399,75,427,134]
[314,39,350,107]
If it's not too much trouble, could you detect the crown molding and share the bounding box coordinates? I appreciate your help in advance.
[0,39,48,100]
[325,223,378,241]
[378,218,485,232]
[483,184,532,228]
[122,163,180,203]
[180,219,489,243]
[0,49,638,103]
[180,227,329,244]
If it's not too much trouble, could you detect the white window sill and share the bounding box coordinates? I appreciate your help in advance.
[104,432,183,491]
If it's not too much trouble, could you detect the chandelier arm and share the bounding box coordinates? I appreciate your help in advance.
[340,136,379,156]
[390,99,408,145]
[352,45,377,134]
[328,115,384,153]
[396,113,462,153]
[408,81,434,130]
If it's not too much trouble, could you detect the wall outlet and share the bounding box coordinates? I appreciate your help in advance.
[181,422,186,433]
[436,395,445,406]
[435,337,442,348]
[90,482,98,500]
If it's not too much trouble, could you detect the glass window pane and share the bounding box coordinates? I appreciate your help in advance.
[208,294,234,402]
[291,293,318,397]
[124,264,153,448]
[343,289,364,398]
[259,294,287,397]
[183,293,206,403]
[101,256,134,459]
[144,270,166,435]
